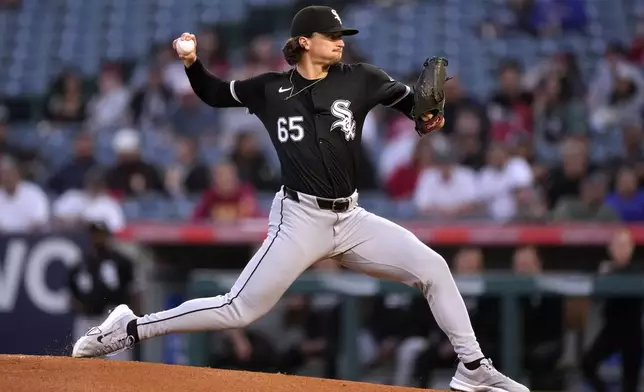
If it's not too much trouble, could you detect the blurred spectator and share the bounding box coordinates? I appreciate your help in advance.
[0,157,49,233]
[605,166,644,222]
[589,60,644,163]
[588,43,644,133]
[42,69,88,125]
[524,52,586,100]
[532,75,588,164]
[165,136,211,197]
[210,328,277,373]
[452,108,488,170]
[360,290,431,386]
[86,64,131,131]
[170,80,219,137]
[196,27,230,78]
[130,43,187,94]
[385,137,432,200]
[277,259,341,379]
[629,21,644,66]
[377,114,418,184]
[47,132,97,195]
[192,161,258,222]
[582,230,642,392]
[129,66,174,130]
[67,221,137,361]
[513,186,549,222]
[105,128,165,198]
[613,119,644,183]
[513,246,565,390]
[487,60,533,143]
[0,109,39,180]
[552,173,619,222]
[477,143,534,221]
[545,138,596,208]
[413,148,478,220]
[245,35,285,74]
[588,42,632,108]
[442,77,490,140]
[53,168,125,233]
[230,131,279,192]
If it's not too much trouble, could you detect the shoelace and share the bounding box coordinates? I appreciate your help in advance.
[97,335,134,356]
[480,359,514,382]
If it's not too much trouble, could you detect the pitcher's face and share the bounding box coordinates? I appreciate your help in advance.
[301,32,345,66]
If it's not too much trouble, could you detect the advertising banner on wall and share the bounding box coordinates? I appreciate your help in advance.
[0,233,88,355]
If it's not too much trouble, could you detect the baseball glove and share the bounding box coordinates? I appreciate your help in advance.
[413,56,450,136]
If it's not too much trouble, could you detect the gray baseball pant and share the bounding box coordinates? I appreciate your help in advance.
[136,187,484,363]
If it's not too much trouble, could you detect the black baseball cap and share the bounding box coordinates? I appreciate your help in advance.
[290,6,359,38]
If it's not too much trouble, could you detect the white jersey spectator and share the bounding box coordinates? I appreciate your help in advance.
[0,158,50,233]
[477,144,534,222]
[86,65,131,131]
[414,149,478,219]
[53,168,125,233]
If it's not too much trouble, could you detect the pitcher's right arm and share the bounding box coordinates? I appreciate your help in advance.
[175,33,266,111]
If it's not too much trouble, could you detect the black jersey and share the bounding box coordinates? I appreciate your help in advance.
[185,59,414,198]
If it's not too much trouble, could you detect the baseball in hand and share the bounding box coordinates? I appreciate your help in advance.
[176,39,196,56]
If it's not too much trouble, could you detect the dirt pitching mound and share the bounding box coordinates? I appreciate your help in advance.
[0,355,441,392]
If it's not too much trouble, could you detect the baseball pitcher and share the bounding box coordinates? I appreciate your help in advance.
[72,6,528,392]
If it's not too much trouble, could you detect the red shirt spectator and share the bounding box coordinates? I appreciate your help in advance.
[192,162,258,222]
[385,138,434,200]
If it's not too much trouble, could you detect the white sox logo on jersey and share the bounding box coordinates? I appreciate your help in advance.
[331,9,342,24]
[330,100,356,141]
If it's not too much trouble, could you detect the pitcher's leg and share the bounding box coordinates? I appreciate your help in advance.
[334,209,529,391]
[335,212,482,363]
[137,196,327,339]
[73,194,333,358]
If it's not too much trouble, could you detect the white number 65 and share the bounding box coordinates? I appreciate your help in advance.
[277,116,304,143]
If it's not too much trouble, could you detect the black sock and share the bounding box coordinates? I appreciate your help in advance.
[127,319,140,343]
[464,357,485,370]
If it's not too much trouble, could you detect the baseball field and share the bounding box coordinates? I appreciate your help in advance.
[0,355,439,392]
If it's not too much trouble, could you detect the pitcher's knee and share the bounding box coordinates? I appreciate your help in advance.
[415,247,451,281]
[225,295,270,328]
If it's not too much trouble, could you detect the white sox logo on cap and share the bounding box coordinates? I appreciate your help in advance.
[331,9,342,24]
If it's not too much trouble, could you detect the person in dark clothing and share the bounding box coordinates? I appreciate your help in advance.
[68,220,137,361]
[42,68,88,124]
[165,136,211,197]
[277,259,342,379]
[545,137,596,208]
[47,132,97,195]
[582,229,643,392]
[208,328,280,373]
[513,246,565,390]
[129,66,174,129]
[105,128,165,198]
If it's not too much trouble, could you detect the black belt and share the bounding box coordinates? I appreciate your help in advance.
[283,186,352,212]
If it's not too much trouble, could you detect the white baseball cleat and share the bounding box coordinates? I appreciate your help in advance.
[72,304,138,358]
[449,358,530,392]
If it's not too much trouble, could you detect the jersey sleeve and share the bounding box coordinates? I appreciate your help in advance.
[229,74,268,114]
[185,58,267,113]
[361,63,412,110]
